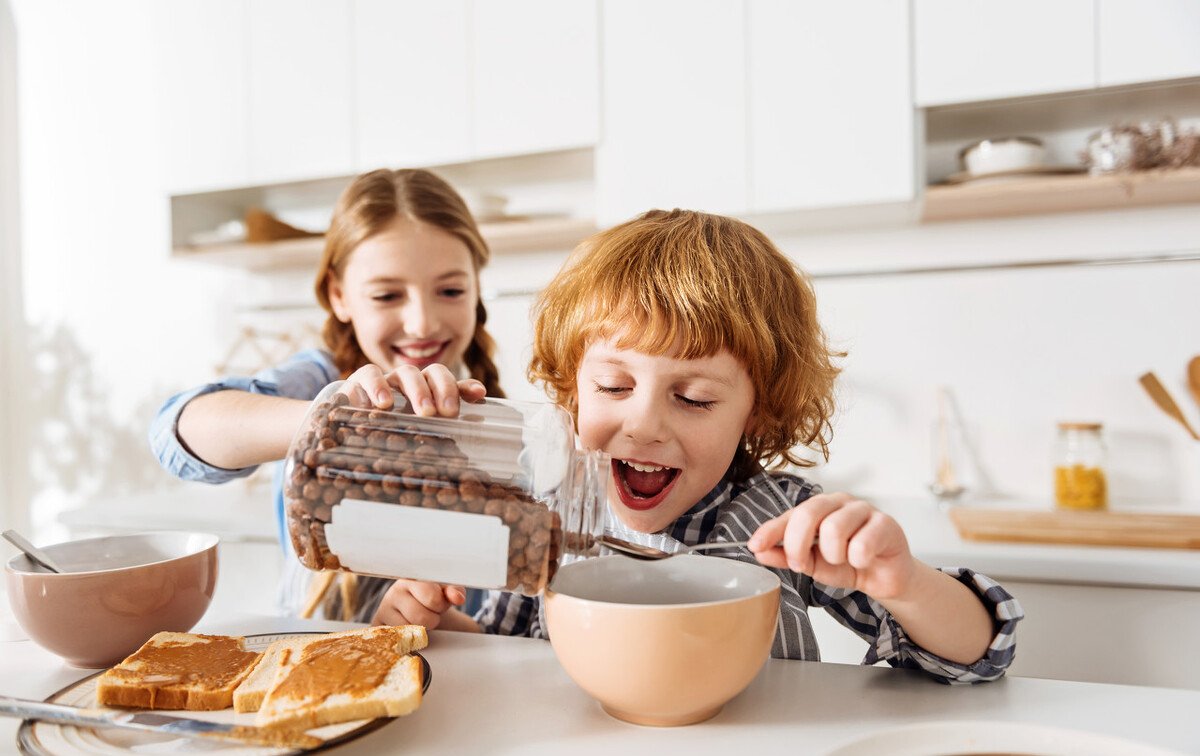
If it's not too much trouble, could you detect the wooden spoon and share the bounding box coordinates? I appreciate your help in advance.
[1187,356,1200,410]
[1138,372,1200,441]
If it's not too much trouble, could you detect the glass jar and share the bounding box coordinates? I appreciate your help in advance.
[1053,422,1108,510]
[283,381,609,596]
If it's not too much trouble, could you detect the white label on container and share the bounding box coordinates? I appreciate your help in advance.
[324,499,510,589]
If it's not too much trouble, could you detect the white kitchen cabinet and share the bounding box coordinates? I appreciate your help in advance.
[914,0,1096,107]
[154,0,251,194]
[472,0,599,160]
[247,0,354,184]
[1098,0,1200,87]
[748,1,913,212]
[597,0,748,225]
[353,0,471,170]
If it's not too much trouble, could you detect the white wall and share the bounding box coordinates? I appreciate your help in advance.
[13,0,253,540]
[1,0,30,536]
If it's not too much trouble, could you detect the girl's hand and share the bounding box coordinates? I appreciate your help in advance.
[372,579,466,629]
[340,363,486,417]
[747,492,917,600]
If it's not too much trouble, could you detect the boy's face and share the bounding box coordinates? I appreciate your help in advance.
[576,337,756,534]
[328,218,477,374]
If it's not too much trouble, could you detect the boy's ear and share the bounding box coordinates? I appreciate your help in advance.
[327,280,351,323]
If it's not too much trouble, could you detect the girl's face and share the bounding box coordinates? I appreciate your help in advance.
[575,336,756,534]
[329,218,477,373]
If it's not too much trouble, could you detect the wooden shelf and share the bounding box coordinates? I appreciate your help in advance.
[922,166,1200,222]
[171,216,597,271]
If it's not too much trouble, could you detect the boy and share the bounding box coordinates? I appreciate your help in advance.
[352,210,1022,683]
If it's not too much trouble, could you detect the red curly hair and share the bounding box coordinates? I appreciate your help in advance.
[529,209,841,476]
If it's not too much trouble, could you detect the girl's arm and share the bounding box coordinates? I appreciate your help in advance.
[176,390,310,470]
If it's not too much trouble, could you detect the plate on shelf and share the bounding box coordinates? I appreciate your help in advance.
[940,165,1087,185]
[17,632,431,756]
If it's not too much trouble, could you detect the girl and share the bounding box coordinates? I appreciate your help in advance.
[149,168,502,622]
[362,209,1022,684]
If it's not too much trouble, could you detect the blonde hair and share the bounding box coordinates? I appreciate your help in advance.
[314,168,504,397]
[529,209,841,475]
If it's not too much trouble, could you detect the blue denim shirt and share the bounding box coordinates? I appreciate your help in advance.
[148,348,340,551]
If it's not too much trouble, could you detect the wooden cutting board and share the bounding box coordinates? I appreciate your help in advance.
[948,508,1200,550]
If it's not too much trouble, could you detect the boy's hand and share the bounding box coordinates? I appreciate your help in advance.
[747,492,917,600]
[340,363,486,417]
[372,579,466,629]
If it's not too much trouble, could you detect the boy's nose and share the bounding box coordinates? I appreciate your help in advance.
[623,401,670,445]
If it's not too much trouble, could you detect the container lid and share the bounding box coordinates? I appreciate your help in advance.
[1057,421,1103,431]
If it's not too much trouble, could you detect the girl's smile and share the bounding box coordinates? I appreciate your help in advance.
[329,217,478,376]
[392,339,453,368]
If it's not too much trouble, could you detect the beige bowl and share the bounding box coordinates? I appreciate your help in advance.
[5,531,219,668]
[545,554,780,726]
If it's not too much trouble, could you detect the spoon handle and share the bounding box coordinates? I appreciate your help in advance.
[2,530,64,573]
[1138,372,1200,441]
[684,540,754,553]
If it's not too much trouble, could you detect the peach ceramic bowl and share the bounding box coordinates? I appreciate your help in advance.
[545,554,780,726]
[5,531,219,668]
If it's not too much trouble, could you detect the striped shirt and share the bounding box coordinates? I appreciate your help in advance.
[476,469,1024,685]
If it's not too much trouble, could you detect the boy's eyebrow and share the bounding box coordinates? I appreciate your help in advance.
[592,357,737,388]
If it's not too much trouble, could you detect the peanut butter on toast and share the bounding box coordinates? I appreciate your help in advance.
[254,624,428,730]
[96,632,263,711]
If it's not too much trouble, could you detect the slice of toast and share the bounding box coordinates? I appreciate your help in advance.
[255,625,428,730]
[232,635,313,713]
[96,632,263,711]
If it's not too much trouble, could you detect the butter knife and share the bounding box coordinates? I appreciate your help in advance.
[0,695,323,750]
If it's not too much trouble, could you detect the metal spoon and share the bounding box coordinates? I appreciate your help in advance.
[598,534,813,561]
[1,530,65,573]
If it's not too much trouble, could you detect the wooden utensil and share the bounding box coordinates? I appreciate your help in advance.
[949,508,1200,550]
[1187,356,1200,410]
[1138,371,1200,441]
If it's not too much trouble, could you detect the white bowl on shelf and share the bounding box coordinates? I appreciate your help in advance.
[959,136,1045,176]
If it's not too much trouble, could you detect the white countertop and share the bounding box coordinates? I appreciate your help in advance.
[879,498,1200,591]
[2,612,1199,755]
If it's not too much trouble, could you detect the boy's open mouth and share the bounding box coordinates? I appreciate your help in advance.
[612,459,680,511]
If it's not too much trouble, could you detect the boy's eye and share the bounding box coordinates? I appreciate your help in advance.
[677,394,716,410]
[593,383,628,396]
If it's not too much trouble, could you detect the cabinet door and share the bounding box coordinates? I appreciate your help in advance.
[1098,0,1200,86]
[153,0,250,194]
[914,0,1096,107]
[353,0,471,169]
[597,0,747,225]
[471,0,599,159]
[749,1,913,211]
[248,0,354,184]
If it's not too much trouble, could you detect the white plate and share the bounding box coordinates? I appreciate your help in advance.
[826,720,1183,756]
[17,632,430,755]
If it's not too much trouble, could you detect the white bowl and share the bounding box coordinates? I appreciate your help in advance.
[959,136,1045,176]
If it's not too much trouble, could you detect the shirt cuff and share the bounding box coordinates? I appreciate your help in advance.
[868,567,1024,685]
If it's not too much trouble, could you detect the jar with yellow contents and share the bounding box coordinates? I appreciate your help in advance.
[1053,422,1108,510]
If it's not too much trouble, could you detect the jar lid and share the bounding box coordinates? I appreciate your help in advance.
[1057,421,1103,431]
